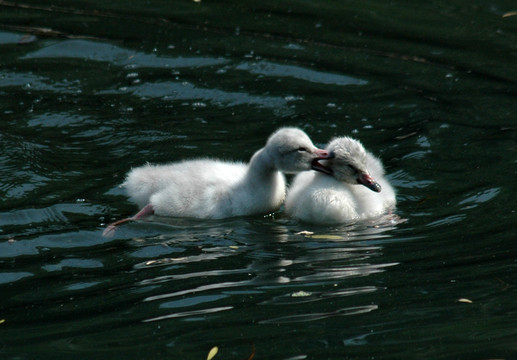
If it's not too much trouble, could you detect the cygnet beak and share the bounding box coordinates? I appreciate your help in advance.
[313,148,333,159]
[357,172,382,192]
[311,149,334,175]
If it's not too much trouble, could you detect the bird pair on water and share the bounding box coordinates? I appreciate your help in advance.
[103,127,396,236]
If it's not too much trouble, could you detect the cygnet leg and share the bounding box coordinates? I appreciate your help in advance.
[102,204,155,237]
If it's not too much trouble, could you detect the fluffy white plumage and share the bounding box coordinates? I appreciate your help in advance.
[285,136,396,224]
[122,127,330,219]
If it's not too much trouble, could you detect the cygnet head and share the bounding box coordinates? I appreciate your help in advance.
[319,136,382,192]
[264,127,333,174]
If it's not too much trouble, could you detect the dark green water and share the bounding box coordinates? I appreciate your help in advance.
[1,1,517,359]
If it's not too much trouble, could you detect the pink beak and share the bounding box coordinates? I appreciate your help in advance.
[313,148,332,159]
[311,148,334,175]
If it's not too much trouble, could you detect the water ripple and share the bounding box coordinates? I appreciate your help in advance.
[235,61,367,86]
[426,214,467,227]
[0,203,105,229]
[294,262,399,282]
[259,305,378,324]
[261,286,379,305]
[0,30,26,44]
[143,306,233,323]
[137,267,250,286]
[0,272,33,284]
[0,71,81,94]
[98,80,289,110]
[21,39,228,69]
[143,280,250,303]
[459,187,500,209]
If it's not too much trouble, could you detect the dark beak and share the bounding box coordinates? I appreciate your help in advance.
[357,172,382,192]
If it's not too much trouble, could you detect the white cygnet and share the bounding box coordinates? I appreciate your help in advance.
[285,136,396,224]
[103,127,332,235]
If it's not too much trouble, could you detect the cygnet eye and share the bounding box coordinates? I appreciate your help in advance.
[347,164,357,173]
[297,147,309,152]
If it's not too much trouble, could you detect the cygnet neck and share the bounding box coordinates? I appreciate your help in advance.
[246,147,277,181]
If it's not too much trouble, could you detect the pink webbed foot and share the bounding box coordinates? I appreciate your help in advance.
[102,204,155,237]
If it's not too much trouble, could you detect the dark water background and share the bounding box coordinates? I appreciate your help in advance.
[1,1,517,359]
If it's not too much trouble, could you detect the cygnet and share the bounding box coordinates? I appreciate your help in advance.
[103,127,332,235]
[285,136,396,224]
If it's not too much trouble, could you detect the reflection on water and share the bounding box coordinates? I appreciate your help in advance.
[1,0,517,358]
[2,212,406,356]
[119,221,399,331]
